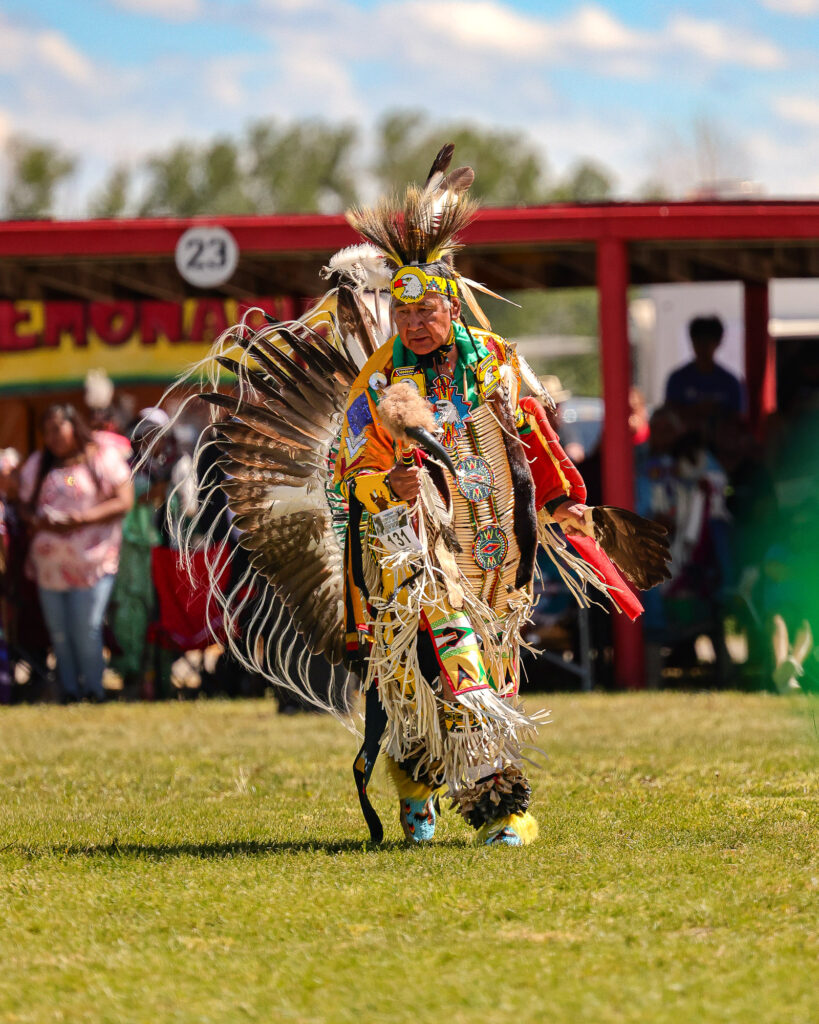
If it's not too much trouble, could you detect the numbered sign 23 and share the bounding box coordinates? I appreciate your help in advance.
[175,226,239,288]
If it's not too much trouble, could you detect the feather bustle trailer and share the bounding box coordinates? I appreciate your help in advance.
[136,272,391,717]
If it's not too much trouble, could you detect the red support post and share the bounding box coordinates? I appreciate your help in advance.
[743,281,775,436]
[596,237,644,690]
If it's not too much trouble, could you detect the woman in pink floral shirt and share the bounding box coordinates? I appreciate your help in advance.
[20,404,134,702]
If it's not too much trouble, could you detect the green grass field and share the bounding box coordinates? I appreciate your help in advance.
[1,693,817,1024]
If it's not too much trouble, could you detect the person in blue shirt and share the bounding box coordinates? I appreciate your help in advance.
[665,315,743,448]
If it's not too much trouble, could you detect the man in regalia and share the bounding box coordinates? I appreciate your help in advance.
[180,144,669,847]
[332,148,667,845]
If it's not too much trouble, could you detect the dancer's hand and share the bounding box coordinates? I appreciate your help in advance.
[388,464,421,501]
[551,500,592,537]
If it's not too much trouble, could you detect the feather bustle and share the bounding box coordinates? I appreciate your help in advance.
[335,284,378,358]
[199,394,313,451]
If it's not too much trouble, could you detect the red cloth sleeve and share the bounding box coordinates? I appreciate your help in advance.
[565,535,644,620]
[519,399,644,620]
[518,396,587,509]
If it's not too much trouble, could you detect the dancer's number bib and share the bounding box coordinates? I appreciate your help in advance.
[371,506,423,554]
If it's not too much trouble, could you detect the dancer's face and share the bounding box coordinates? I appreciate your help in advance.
[393,294,461,356]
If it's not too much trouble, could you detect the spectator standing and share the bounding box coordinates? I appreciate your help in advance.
[0,448,51,696]
[19,404,133,703]
[0,448,21,704]
[636,407,732,685]
[108,410,171,697]
[665,315,743,448]
[629,386,650,445]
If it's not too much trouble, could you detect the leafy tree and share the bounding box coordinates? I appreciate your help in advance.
[550,160,614,203]
[138,138,255,217]
[373,112,550,205]
[88,165,131,218]
[245,119,359,213]
[135,121,359,217]
[200,139,255,214]
[3,136,76,219]
[637,177,669,201]
[486,288,598,340]
[138,142,200,217]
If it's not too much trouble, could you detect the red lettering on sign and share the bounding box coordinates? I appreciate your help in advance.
[140,302,182,346]
[0,302,49,350]
[237,297,297,332]
[0,297,287,361]
[89,302,138,346]
[0,302,12,349]
[43,302,87,349]
[236,296,282,331]
[239,298,275,332]
[0,302,38,350]
[188,300,229,344]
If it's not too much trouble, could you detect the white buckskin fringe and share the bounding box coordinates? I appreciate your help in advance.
[363,527,544,787]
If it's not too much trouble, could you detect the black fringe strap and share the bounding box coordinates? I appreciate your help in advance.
[352,682,388,843]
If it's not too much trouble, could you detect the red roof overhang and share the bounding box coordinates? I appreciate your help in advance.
[1,200,819,259]
[0,201,817,303]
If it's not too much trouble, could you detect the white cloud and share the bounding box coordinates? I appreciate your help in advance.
[233,1,788,89]
[37,31,95,84]
[773,94,819,125]
[760,0,819,15]
[747,130,819,195]
[668,14,785,69]
[409,1,546,57]
[556,4,649,53]
[255,47,363,122]
[0,16,94,84]
[204,55,251,109]
[111,0,202,20]
[371,3,786,76]
[373,1,653,67]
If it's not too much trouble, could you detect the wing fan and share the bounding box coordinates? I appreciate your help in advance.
[590,506,672,590]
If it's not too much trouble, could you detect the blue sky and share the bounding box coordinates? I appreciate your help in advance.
[2,0,819,213]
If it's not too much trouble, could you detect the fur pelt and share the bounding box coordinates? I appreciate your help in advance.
[489,391,538,589]
[378,382,437,441]
[453,764,532,828]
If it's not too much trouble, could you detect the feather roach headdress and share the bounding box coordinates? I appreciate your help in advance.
[347,143,520,330]
[346,143,477,305]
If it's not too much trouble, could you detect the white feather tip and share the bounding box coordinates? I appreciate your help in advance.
[322,245,392,291]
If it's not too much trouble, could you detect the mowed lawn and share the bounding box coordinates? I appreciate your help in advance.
[1,693,817,1024]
